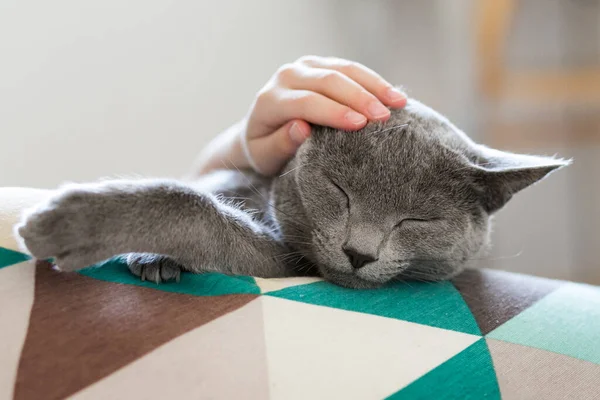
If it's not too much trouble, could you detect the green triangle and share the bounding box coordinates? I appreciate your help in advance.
[386,339,500,399]
[0,247,30,269]
[79,257,260,296]
[267,280,481,335]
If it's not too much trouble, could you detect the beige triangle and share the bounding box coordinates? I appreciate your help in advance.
[254,276,323,293]
[72,298,269,399]
[0,261,36,400]
[261,296,480,399]
[487,338,600,400]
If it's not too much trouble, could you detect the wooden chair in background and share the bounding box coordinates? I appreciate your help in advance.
[475,0,600,149]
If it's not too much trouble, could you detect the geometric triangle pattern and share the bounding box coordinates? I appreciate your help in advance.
[1,246,600,399]
[267,279,481,335]
[72,298,270,399]
[0,261,35,400]
[487,338,600,400]
[261,296,480,399]
[14,260,258,400]
[386,339,500,399]
[79,257,261,296]
[451,268,561,334]
[254,276,323,293]
[487,283,600,365]
[0,247,30,269]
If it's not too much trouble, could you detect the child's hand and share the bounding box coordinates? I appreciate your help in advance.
[193,56,407,177]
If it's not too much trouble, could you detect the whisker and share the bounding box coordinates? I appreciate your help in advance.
[393,250,523,265]
[279,163,305,178]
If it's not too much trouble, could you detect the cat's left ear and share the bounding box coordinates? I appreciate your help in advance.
[471,146,571,214]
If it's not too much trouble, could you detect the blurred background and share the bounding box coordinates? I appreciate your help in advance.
[1,0,598,283]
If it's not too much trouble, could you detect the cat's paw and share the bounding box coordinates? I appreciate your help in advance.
[127,253,182,283]
[15,186,110,271]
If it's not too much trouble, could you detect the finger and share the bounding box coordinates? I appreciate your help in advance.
[256,88,368,132]
[286,66,391,121]
[248,119,311,175]
[298,56,407,107]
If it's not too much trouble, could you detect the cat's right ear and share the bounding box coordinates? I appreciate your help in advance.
[471,146,570,214]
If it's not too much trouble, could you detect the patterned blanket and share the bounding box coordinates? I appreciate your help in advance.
[1,188,599,399]
[1,247,599,400]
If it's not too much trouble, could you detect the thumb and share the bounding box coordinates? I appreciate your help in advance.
[248,119,311,175]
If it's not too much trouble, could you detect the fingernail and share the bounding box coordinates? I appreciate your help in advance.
[367,100,391,119]
[289,122,308,144]
[386,87,406,103]
[345,111,367,126]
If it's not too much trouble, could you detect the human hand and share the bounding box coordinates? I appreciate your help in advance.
[194,56,407,177]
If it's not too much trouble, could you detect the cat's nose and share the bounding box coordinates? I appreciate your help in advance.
[343,246,378,269]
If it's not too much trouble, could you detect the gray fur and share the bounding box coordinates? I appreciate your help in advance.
[15,98,569,288]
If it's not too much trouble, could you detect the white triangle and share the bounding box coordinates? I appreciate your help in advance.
[262,296,480,400]
[255,276,323,293]
[0,261,36,400]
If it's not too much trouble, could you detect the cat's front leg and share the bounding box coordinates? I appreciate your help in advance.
[16,179,295,278]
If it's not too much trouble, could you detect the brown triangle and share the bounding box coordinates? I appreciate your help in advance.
[451,268,562,335]
[14,261,258,400]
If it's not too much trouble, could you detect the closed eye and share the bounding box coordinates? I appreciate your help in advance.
[330,180,350,208]
[394,217,439,229]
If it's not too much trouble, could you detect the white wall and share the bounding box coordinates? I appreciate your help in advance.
[0,0,474,188]
[0,0,345,187]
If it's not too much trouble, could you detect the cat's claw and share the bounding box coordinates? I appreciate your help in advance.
[127,253,182,284]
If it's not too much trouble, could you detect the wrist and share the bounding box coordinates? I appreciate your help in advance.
[189,119,251,177]
[237,120,263,175]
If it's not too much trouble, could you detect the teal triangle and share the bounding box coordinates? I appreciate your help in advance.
[0,247,30,269]
[267,280,481,334]
[79,257,260,296]
[386,339,500,399]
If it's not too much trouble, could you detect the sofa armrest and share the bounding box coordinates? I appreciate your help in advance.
[0,187,52,252]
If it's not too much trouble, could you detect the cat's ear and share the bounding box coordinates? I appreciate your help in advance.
[471,146,571,214]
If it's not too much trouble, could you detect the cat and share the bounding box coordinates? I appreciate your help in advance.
[15,97,569,289]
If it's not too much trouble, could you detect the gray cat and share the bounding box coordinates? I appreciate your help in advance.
[15,98,569,289]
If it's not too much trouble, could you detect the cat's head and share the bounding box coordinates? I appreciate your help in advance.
[273,98,569,288]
